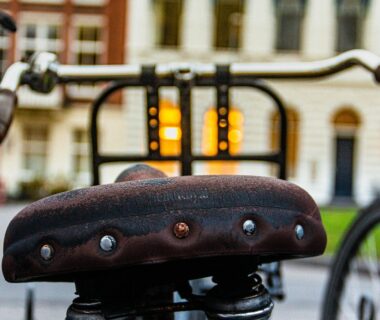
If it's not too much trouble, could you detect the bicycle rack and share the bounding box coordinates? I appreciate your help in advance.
[90,65,288,185]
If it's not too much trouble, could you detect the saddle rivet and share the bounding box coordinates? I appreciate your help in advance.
[100,235,117,252]
[243,220,256,236]
[40,244,54,261]
[295,225,305,240]
[174,222,189,239]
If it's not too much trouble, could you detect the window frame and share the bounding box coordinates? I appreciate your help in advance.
[335,0,370,52]
[214,0,245,50]
[154,0,183,48]
[17,12,64,60]
[274,0,307,53]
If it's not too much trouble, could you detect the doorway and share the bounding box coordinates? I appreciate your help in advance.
[334,136,355,197]
[332,108,361,201]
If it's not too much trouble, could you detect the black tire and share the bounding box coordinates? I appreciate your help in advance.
[321,199,380,320]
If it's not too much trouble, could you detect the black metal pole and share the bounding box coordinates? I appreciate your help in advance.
[175,70,194,176]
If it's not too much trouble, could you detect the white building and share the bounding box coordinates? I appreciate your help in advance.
[125,0,380,206]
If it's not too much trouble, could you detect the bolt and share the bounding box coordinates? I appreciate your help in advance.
[100,235,117,252]
[243,220,256,236]
[174,222,190,239]
[40,244,54,261]
[295,225,305,240]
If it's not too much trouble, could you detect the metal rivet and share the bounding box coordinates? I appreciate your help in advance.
[295,225,304,240]
[150,141,159,151]
[40,244,54,261]
[219,141,228,150]
[243,220,256,236]
[174,222,190,239]
[100,235,117,252]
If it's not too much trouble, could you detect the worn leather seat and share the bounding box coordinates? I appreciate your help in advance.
[2,166,326,283]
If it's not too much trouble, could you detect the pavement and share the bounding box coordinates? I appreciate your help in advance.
[0,203,330,320]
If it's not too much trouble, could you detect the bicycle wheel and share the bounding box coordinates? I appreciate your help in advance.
[321,199,380,320]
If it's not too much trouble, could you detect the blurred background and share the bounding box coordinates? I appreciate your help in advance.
[0,0,379,319]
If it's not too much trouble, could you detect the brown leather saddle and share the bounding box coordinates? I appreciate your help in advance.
[2,164,326,283]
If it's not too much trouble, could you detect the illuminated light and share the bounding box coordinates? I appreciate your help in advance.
[206,109,218,122]
[219,141,228,151]
[160,127,182,140]
[228,129,242,143]
[150,141,159,150]
[219,107,227,116]
[229,110,244,126]
[159,108,181,124]
[219,119,227,128]
[149,119,158,128]
[149,107,158,116]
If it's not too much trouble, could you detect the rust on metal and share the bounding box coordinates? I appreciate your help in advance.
[174,222,190,239]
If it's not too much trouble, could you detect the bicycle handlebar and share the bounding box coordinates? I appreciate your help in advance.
[56,49,380,81]
[0,49,380,143]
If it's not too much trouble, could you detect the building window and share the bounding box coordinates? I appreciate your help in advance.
[72,129,90,183]
[336,0,369,52]
[271,108,299,178]
[202,108,244,174]
[214,0,244,49]
[0,27,9,75]
[22,126,49,177]
[333,107,361,128]
[73,25,103,65]
[155,0,183,47]
[69,16,105,98]
[19,21,62,60]
[275,0,306,52]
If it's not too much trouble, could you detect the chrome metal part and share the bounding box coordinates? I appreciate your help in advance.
[28,52,59,93]
[40,244,54,261]
[99,235,117,252]
[359,295,375,320]
[174,65,196,82]
[54,49,380,82]
[243,220,256,236]
[295,225,305,240]
[206,303,274,320]
[231,49,380,77]
[205,273,274,320]
[3,49,380,92]
[57,64,141,81]
[66,298,105,320]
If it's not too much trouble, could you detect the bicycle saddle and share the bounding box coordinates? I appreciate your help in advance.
[3,165,326,283]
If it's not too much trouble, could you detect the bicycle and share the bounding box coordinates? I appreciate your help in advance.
[1,49,379,319]
[321,201,380,320]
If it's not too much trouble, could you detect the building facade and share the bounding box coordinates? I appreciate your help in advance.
[0,0,128,197]
[1,0,380,207]
[126,0,380,206]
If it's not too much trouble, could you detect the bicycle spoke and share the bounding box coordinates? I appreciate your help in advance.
[363,234,380,312]
[339,259,362,320]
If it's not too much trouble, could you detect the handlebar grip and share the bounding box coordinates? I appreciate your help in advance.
[0,89,17,143]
